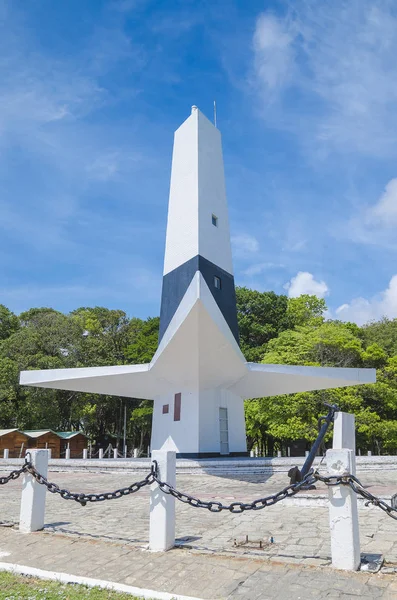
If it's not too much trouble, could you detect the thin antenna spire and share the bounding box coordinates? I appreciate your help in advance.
[214,100,217,128]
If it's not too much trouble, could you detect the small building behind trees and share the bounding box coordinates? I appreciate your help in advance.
[0,429,30,458]
[23,430,61,459]
[58,431,87,458]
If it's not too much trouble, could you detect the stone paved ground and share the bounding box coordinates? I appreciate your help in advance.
[1,528,397,599]
[0,466,397,598]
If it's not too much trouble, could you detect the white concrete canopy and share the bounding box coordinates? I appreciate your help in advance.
[20,106,376,457]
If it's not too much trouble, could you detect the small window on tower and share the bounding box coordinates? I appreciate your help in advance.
[212,214,218,227]
[214,276,221,290]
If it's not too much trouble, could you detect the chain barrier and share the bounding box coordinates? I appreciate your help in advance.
[0,459,156,506]
[152,460,397,519]
[315,473,397,521]
[152,461,319,513]
[0,463,30,486]
[1,458,397,519]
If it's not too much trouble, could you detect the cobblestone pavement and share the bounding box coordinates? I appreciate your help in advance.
[0,467,397,598]
[1,528,397,599]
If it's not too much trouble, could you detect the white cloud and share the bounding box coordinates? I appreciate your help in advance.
[343,177,397,247]
[336,275,397,325]
[251,1,397,156]
[231,234,260,257]
[243,262,283,276]
[369,178,397,226]
[252,13,295,97]
[284,271,329,298]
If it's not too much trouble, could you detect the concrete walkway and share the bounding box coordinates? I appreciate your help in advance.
[1,528,397,599]
[1,466,397,598]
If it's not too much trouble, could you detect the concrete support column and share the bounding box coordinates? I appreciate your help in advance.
[333,411,356,471]
[3,449,9,459]
[329,411,360,570]
[327,448,360,570]
[149,450,176,551]
[19,450,49,533]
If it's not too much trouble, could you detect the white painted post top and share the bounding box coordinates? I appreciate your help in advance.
[327,448,354,476]
[333,412,356,475]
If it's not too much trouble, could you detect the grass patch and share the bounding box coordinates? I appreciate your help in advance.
[0,571,146,599]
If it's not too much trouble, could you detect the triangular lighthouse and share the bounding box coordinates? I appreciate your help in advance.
[20,107,376,458]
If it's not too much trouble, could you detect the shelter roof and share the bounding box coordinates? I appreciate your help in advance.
[23,430,56,438]
[0,429,19,437]
[57,431,87,439]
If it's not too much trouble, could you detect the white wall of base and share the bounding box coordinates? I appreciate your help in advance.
[198,389,246,454]
[151,388,247,456]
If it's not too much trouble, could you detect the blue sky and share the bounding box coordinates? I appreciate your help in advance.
[1,0,397,325]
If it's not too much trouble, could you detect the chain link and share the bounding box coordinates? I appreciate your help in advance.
[152,461,318,513]
[25,462,156,506]
[0,463,30,485]
[0,460,156,506]
[315,472,397,520]
[2,459,397,519]
[152,460,397,518]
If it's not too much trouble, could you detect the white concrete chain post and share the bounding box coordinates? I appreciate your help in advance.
[65,444,71,460]
[113,448,118,459]
[98,448,104,460]
[327,411,361,570]
[149,450,176,552]
[19,449,49,533]
[83,448,88,459]
[3,449,9,459]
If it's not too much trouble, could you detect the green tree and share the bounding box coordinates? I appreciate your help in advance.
[286,294,327,328]
[125,317,159,364]
[362,318,397,355]
[236,288,289,361]
[0,305,19,340]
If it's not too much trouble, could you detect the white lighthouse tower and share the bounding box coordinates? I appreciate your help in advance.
[20,107,376,458]
[152,105,246,456]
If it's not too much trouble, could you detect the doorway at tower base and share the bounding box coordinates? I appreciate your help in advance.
[151,388,248,458]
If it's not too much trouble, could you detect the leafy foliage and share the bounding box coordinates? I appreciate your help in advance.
[246,307,397,454]
[1,289,397,454]
[236,287,289,361]
[0,306,158,450]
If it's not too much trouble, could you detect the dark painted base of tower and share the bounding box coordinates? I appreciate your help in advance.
[176,451,249,459]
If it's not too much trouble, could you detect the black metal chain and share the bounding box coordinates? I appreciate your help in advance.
[2,459,397,519]
[0,463,30,485]
[152,462,318,513]
[153,460,397,519]
[25,462,156,506]
[0,459,156,506]
[315,473,397,520]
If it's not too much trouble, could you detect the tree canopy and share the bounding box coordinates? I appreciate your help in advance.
[1,288,397,454]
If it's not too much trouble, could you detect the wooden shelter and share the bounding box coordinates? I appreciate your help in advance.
[23,430,61,459]
[0,429,29,458]
[58,431,87,458]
